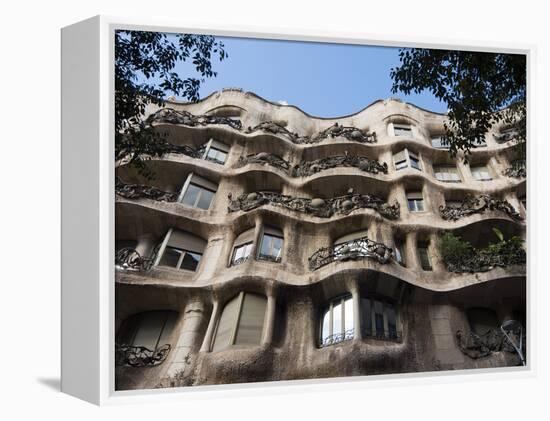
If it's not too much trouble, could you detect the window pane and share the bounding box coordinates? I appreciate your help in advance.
[394,125,412,136]
[361,298,372,336]
[181,183,200,206]
[386,304,397,339]
[321,309,331,345]
[196,188,215,210]
[235,293,267,345]
[207,148,227,164]
[180,251,202,271]
[132,312,166,350]
[159,247,183,268]
[410,156,421,170]
[232,243,252,265]
[418,247,432,271]
[332,301,343,336]
[212,295,240,351]
[374,301,384,337]
[344,297,354,338]
[157,312,178,347]
[395,160,408,170]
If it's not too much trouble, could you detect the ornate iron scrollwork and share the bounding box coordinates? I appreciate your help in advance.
[147,108,242,130]
[503,160,526,179]
[456,326,524,360]
[308,236,393,271]
[439,194,523,221]
[228,190,400,220]
[115,247,155,272]
[292,152,388,177]
[115,177,179,202]
[235,152,291,173]
[245,121,376,145]
[235,151,387,178]
[320,328,355,347]
[115,343,171,367]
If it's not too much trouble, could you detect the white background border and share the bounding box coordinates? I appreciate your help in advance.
[3,0,547,418]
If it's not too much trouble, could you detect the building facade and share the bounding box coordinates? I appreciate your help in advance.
[115,89,527,390]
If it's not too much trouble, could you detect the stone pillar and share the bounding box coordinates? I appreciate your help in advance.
[135,233,155,258]
[351,285,362,341]
[261,293,277,345]
[405,231,419,271]
[200,300,219,352]
[165,300,206,377]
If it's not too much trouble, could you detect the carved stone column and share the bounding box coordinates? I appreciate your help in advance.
[200,300,219,352]
[351,283,362,341]
[164,300,206,378]
[261,292,277,345]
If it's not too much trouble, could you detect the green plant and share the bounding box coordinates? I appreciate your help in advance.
[439,231,474,264]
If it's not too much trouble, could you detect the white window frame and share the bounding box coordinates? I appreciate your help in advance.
[431,136,449,149]
[471,165,493,181]
[320,294,354,347]
[407,192,425,212]
[417,243,433,271]
[392,122,413,137]
[433,165,461,183]
[178,173,217,209]
[201,138,230,165]
[393,149,422,171]
[231,242,254,266]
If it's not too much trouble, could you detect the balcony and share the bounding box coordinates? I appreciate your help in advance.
[308,236,393,271]
[439,194,523,222]
[115,343,171,367]
[115,177,178,202]
[228,190,400,220]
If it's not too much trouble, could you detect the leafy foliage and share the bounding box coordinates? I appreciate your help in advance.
[439,229,525,272]
[391,49,526,160]
[115,30,227,178]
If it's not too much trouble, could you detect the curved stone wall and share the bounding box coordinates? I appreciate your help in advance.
[115,90,527,390]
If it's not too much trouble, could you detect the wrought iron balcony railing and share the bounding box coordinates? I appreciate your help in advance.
[235,152,387,178]
[115,248,155,272]
[443,243,526,273]
[503,160,526,179]
[115,343,171,367]
[257,253,282,263]
[228,190,400,220]
[456,325,525,361]
[147,108,242,130]
[245,121,377,145]
[320,329,354,348]
[308,236,393,271]
[115,178,179,202]
[439,194,523,221]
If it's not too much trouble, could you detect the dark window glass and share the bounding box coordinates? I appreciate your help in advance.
[196,188,215,210]
[259,234,283,262]
[418,245,432,271]
[159,246,183,268]
[180,251,202,271]
[410,156,421,170]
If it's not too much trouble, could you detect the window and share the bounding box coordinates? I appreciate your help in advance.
[471,165,492,181]
[117,310,178,353]
[431,136,449,149]
[157,229,206,272]
[394,240,406,267]
[417,242,432,271]
[202,139,230,164]
[180,174,217,210]
[230,227,256,266]
[433,165,461,183]
[393,149,422,171]
[231,242,253,266]
[258,227,284,263]
[212,292,267,351]
[361,298,399,340]
[206,147,228,164]
[393,123,413,137]
[407,192,424,212]
[320,295,354,347]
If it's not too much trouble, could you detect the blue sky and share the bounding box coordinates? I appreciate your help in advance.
[168,35,447,117]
